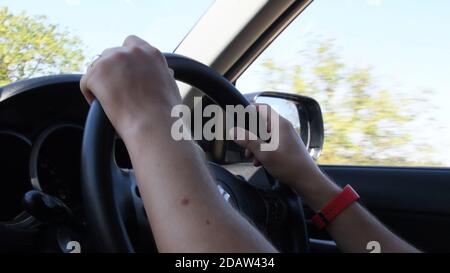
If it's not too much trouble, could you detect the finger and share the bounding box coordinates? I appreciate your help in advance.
[79,73,95,104]
[253,158,262,167]
[122,35,168,67]
[86,54,102,73]
[80,49,116,104]
[100,46,125,59]
[81,47,125,104]
[123,35,151,49]
[86,47,122,75]
[168,68,175,78]
[230,127,264,157]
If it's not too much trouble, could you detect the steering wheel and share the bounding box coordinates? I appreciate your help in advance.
[81,53,309,253]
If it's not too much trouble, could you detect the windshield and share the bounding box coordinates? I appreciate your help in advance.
[0,0,213,85]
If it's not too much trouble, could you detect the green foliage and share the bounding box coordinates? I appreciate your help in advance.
[260,40,436,166]
[0,7,85,86]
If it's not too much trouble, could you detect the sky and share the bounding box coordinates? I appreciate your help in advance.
[239,0,450,97]
[2,0,214,58]
[2,0,450,165]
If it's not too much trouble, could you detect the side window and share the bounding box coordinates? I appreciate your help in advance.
[236,1,450,167]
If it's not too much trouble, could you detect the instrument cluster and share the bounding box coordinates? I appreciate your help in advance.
[0,123,132,223]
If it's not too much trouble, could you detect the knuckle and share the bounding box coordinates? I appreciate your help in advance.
[79,75,85,88]
[94,58,108,71]
[90,58,111,78]
[148,47,165,61]
[124,35,139,45]
[109,50,129,63]
[129,45,145,56]
[100,47,113,56]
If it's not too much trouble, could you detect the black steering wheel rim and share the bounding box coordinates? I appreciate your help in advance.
[81,53,309,252]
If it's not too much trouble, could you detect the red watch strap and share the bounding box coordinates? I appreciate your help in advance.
[312,185,360,230]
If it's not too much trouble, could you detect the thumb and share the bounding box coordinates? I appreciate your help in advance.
[230,127,264,157]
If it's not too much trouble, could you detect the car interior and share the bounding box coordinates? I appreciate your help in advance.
[1,0,450,253]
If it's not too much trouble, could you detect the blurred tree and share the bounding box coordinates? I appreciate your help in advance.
[0,7,85,86]
[260,40,436,166]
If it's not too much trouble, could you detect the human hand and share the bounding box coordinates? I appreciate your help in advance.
[232,104,336,206]
[80,35,181,140]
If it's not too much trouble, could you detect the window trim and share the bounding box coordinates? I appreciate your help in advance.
[225,0,313,84]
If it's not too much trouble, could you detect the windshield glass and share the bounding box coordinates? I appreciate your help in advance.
[0,0,213,85]
[237,0,450,167]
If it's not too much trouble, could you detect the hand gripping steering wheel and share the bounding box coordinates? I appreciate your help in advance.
[80,53,309,252]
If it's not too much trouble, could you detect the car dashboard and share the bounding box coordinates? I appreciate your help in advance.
[0,75,140,252]
[0,74,298,253]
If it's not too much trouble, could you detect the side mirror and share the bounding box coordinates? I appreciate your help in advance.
[247,92,324,160]
[209,91,324,164]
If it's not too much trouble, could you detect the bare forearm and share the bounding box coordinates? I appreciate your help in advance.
[294,173,419,253]
[327,201,419,253]
[123,118,276,252]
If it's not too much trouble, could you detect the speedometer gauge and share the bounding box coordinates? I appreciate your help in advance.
[30,124,83,210]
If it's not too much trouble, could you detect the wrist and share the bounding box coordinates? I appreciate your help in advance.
[118,105,173,139]
[292,170,341,212]
[120,111,175,152]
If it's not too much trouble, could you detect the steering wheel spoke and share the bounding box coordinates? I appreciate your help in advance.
[114,167,156,251]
